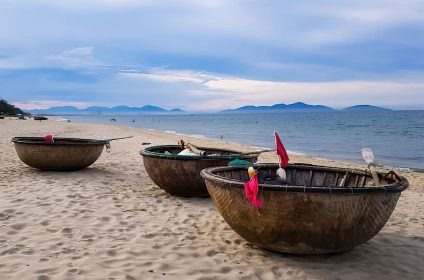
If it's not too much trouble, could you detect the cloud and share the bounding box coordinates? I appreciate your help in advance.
[201,78,424,110]
[2,1,424,66]
[13,100,92,110]
[32,0,155,9]
[115,68,424,110]
[0,1,423,110]
[2,65,424,111]
[46,47,101,68]
[2,0,421,54]
[119,68,218,84]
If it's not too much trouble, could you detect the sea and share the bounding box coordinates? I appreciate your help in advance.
[58,110,424,170]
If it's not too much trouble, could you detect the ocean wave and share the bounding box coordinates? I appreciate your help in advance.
[286,150,307,156]
[245,145,306,156]
[392,167,412,172]
[164,130,210,140]
[189,134,209,139]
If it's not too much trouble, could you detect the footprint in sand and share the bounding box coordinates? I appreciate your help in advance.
[67,268,79,274]
[61,228,73,237]
[11,223,26,230]
[46,228,60,233]
[81,234,94,240]
[145,233,156,239]
[106,250,116,257]
[206,249,219,257]
[61,228,72,233]
[0,213,10,221]
[100,216,111,222]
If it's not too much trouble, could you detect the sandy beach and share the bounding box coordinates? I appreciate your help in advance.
[0,118,423,280]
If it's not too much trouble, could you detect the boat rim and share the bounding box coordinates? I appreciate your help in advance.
[140,144,258,160]
[201,163,408,194]
[12,137,108,146]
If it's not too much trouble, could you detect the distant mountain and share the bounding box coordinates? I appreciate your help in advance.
[169,108,185,113]
[28,105,185,115]
[33,106,82,114]
[344,105,391,111]
[223,102,334,113]
[25,102,394,115]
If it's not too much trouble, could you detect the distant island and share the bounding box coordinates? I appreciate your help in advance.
[28,105,186,115]
[343,105,391,111]
[20,102,393,116]
[222,102,334,113]
[222,102,391,113]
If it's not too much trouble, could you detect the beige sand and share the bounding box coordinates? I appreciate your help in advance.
[0,118,423,280]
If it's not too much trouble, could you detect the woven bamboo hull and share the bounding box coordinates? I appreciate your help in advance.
[201,164,408,254]
[142,156,237,196]
[141,145,258,197]
[13,137,105,171]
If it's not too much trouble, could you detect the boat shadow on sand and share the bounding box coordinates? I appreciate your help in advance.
[259,231,424,279]
[20,165,118,177]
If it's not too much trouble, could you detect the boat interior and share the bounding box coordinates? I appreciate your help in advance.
[214,165,396,188]
[151,146,242,157]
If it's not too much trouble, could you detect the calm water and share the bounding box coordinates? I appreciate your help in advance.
[61,111,424,170]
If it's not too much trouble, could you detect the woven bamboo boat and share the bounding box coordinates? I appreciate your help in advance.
[12,137,108,171]
[201,163,408,254]
[140,145,258,197]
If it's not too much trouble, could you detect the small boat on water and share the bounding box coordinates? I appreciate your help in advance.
[140,145,259,197]
[12,137,109,171]
[201,163,408,254]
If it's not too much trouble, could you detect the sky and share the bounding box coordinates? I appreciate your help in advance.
[0,0,423,111]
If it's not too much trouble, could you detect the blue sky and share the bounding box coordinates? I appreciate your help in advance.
[0,0,423,111]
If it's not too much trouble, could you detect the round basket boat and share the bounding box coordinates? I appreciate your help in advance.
[140,145,258,197]
[201,163,409,254]
[12,137,108,171]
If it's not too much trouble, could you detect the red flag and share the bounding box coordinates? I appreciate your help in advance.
[274,131,289,168]
[44,134,54,143]
[244,175,263,207]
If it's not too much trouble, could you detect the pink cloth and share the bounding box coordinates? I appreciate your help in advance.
[44,134,54,143]
[244,175,263,207]
[274,131,289,168]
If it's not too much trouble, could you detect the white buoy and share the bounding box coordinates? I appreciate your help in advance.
[361,148,380,186]
[276,167,286,180]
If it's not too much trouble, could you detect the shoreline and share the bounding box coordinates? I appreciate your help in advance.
[0,118,423,279]
[50,115,423,172]
[4,117,424,187]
